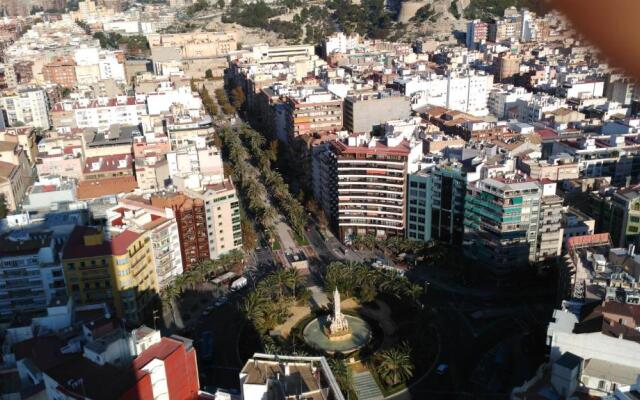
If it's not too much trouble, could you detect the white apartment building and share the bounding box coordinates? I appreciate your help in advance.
[167,142,224,191]
[146,85,203,116]
[99,52,126,82]
[515,93,565,123]
[187,179,243,259]
[402,71,493,116]
[488,84,533,119]
[547,308,640,370]
[51,96,147,130]
[0,87,50,129]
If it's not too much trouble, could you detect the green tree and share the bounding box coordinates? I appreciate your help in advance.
[376,344,414,387]
[217,0,225,8]
[329,358,355,398]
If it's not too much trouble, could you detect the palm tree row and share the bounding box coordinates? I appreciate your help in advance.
[324,261,423,305]
[237,126,307,235]
[161,249,244,304]
[219,128,277,242]
[241,267,304,334]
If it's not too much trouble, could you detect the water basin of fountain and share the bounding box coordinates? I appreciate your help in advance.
[303,314,371,354]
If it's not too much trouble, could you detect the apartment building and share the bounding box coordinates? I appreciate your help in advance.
[488,84,532,119]
[283,88,343,140]
[62,226,159,321]
[0,86,50,129]
[466,20,488,48]
[150,193,210,271]
[50,96,146,130]
[403,71,494,116]
[167,143,224,191]
[314,133,416,242]
[107,201,183,289]
[586,186,640,248]
[186,179,243,259]
[82,153,134,180]
[464,176,563,277]
[42,56,77,88]
[0,140,33,211]
[0,231,66,323]
[343,91,411,133]
[514,93,565,123]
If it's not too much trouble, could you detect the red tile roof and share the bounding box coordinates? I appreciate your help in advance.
[62,226,140,259]
[76,176,138,200]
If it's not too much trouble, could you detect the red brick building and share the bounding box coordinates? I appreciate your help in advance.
[151,193,210,270]
[43,56,77,88]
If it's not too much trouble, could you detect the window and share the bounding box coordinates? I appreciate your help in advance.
[598,380,606,390]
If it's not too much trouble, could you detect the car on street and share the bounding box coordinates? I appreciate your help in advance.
[436,364,449,375]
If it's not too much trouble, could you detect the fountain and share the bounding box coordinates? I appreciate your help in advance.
[303,288,372,354]
[325,288,352,340]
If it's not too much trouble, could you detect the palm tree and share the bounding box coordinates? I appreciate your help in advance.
[405,283,424,306]
[376,345,414,387]
[329,358,354,397]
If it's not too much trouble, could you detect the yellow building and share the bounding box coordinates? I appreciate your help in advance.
[62,226,159,321]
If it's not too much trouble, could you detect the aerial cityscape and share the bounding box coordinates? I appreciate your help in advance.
[0,0,638,399]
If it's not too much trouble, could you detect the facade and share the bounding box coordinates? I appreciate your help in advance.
[147,31,237,59]
[430,164,468,245]
[283,89,343,140]
[0,86,50,129]
[0,231,66,323]
[150,193,210,271]
[464,176,563,277]
[315,135,412,241]
[107,201,184,289]
[187,179,243,259]
[42,56,77,88]
[343,92,411,133]
[588,186,640,248]
[62,226,159,321]
[0,140,34,211]
[466,20,488,48]
[406,171,432,242]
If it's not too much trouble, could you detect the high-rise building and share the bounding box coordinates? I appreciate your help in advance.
[150,181,242,267]
[0,230,66,323]
[586,185,640,248]
[464,176,563,277]
[407,163,470,244]
[343,91,412,133]
[107,200,184,289]
[314,132,420,242]
[406,170,432,242]
[62,226,159,321]
[0,86,50,129]
[466,20,488,48]
[150,193,210,271]
[186,179,243,259]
